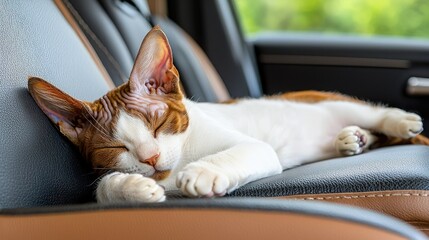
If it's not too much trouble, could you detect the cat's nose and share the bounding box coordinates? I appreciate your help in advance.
[140,153,160,167]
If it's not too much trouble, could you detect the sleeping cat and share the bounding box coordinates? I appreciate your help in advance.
[28,26,428,203]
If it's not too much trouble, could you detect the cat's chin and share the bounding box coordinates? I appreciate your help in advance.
[121,165,172,181]
[121,165,154,176]
[151,170,171,181]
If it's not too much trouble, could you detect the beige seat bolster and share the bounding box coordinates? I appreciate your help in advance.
[279,189,429,234]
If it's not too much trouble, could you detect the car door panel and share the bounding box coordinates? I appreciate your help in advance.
[252,34,429,135]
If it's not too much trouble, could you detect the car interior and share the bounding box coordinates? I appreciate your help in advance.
[1,0,429,239]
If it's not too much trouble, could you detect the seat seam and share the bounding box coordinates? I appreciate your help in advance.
[54,0,115,89]
[62,0,129,83]
[291,192,429,201]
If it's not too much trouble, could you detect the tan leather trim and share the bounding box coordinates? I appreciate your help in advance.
[54,0,115,90]
[0,208,406,240]
[279,190,429,232]
[148,0,167,16]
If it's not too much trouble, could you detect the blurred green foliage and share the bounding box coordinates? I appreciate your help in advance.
[234,0,429,38]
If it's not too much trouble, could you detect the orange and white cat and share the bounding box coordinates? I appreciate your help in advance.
[29,26,427,203]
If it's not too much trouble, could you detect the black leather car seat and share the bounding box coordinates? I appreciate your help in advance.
[62,0,429,233]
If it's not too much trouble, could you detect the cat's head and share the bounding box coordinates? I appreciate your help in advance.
[28,26,188,180]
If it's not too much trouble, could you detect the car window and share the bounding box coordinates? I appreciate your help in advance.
[234,0,429,39]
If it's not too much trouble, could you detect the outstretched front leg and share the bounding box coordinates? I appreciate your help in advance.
[96,172,166,203]
[175,113,283,198]
[177,141,282,197]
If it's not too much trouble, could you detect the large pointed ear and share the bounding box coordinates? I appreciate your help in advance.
[28,77,87,145]
[129,26,180,96]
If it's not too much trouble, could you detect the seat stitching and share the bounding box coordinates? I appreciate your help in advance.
[290,193,429,201]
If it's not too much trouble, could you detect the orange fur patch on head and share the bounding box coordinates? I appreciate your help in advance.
[73,100,121,172]
[123,26,188,135]
[76,80,188,175]
[77,26,189,175]
[29,27,191,179]
[153,97,189,135]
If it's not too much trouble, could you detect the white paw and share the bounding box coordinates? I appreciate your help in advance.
[335,126,368,156]
[383,110,423,138]
[397,113,423,138]
[99,173,165,203]
[176,163,230,198]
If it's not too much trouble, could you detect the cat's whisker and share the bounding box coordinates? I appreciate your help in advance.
[88,176,105,187]
[81,171,98,177]
[81,113,111,139]
[87,170,118,187]
[93,167,122,170]
[78,107,113,140]
[81,103,111,136]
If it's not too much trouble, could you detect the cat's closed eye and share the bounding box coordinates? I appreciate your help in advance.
[89,145,128,171]
[93,144,128,151]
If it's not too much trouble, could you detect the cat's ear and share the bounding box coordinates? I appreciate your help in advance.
[28,77,87,145]
[129,26,180,96]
